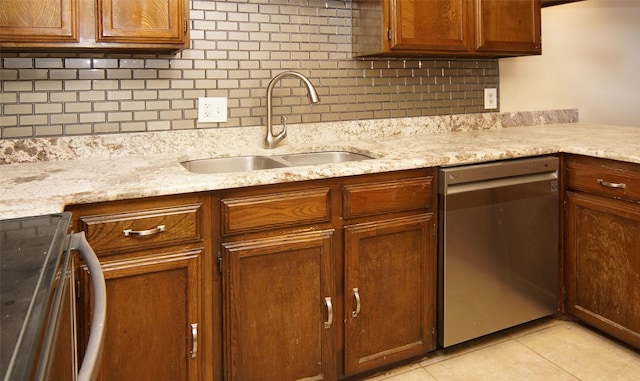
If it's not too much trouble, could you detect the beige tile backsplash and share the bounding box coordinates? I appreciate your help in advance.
[0,0,498,139]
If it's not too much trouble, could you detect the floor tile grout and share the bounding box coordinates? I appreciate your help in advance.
[363,317,640,381]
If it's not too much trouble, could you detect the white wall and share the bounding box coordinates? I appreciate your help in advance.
[499,0,640,127]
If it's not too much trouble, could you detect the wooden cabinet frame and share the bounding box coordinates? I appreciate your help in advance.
[0,0,189,53]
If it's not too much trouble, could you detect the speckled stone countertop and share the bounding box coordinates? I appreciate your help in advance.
[2,112,639,220]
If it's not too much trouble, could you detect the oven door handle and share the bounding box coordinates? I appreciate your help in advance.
[71,232,107,381]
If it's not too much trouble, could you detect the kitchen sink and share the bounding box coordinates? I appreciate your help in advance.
[278,151,373,166]
[180,151,373,174]
[181,156,288,174]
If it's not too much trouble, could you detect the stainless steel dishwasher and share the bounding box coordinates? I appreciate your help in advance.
[438,156,559,347]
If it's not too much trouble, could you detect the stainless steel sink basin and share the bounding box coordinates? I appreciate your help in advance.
[278,151,373,166]
[181,156,288,174]
[181,151,373,174]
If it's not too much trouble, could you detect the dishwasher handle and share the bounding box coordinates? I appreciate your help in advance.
[442,171,558,195]
[70,232,107,381]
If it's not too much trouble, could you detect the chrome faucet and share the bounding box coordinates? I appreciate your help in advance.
[264,71,320,149]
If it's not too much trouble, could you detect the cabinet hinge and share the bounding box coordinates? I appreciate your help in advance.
[184,18,188,35]
[387,28,391,41]
[563,199,567,212]
[217,250,222,274]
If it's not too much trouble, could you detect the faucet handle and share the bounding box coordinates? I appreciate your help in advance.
[282,116,287,130]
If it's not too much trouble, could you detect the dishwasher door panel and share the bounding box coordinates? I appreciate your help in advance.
[438,159,559,348]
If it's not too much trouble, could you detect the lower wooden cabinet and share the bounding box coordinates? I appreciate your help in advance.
[219,169,437,380]
[221,231,336,381]
[344,214,436,375]
[564,154,640,350]
[78,249,202,380]
[565,192,640,349]
[67,193,215,381]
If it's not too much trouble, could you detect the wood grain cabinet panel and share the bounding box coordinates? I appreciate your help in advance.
[67,192,214,381]
[390,0,473,53]
[343,177,433,218]
[77,203,204,255]
[97,0,187,45]
[221,188,331,236]
[564,155,640,350]
[565,154,640,202]
[78,250,202,381]
[353,0,541,57]
[475,0,541,54]
[219,169,437,380]
[0,0,78,42]
[344,214,436,375]
[221,231,336,381]
[0,0,188,52]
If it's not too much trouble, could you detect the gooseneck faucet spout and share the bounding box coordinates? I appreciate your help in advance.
[264,71,320,149]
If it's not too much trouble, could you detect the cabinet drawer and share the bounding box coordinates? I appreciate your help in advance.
[565,155,640,202]
[78,204,204,254]
[343,177,433,218]
[222,188,331,235]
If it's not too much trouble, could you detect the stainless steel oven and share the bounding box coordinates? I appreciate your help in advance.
[1,213,106,381]
[438,156,560,347]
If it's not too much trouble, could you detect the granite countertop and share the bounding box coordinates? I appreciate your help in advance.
[1,121,639,220]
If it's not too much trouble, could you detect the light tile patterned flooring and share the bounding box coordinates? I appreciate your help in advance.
[364,317,640,381]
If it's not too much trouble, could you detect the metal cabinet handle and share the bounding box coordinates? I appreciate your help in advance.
[352,288,361,318]
[324,297,333,329]
[190,323,198,359]
[597,179,627,189]
[122,225,165,237]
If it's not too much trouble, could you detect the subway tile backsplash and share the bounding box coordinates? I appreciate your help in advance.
[0,0,498,139]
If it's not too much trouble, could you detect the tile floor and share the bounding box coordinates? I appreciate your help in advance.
[363,317,640,381]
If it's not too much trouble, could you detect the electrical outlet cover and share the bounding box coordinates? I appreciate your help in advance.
[484,88,498,110]
[198,97,227,123]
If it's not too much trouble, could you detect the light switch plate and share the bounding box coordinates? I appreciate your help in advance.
[198,97,227,123]
[484,88,498,110]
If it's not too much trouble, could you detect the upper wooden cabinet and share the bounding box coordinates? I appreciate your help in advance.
[352,0,541,57]
[388,0,474,53]
[475,0,541,54]
[0,0,189,53]
[0,0,78,43]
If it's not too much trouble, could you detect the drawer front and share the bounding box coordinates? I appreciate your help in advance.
[78,204,203,254]
[343,177,433,218]
[222,188,331,235]
[565,155,640,202]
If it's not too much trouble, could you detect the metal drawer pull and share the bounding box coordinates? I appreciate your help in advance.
[352,288,361,318]
[190,323,198,359]
[122,225,165,237]
[324,297,333,329]
[597,179,627,189]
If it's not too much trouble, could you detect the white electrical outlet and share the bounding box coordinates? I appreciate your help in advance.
[484,88,498,110]
[198,97,227,123]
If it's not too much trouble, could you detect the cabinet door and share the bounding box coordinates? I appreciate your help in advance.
[0,0,78,42]
[222,230,336,381]
[475,0,541,54]
[78,249,202,381]
[96,0,187,45]
[390,0,473,52]
[344,214,436,375]
[565,192,640,349]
